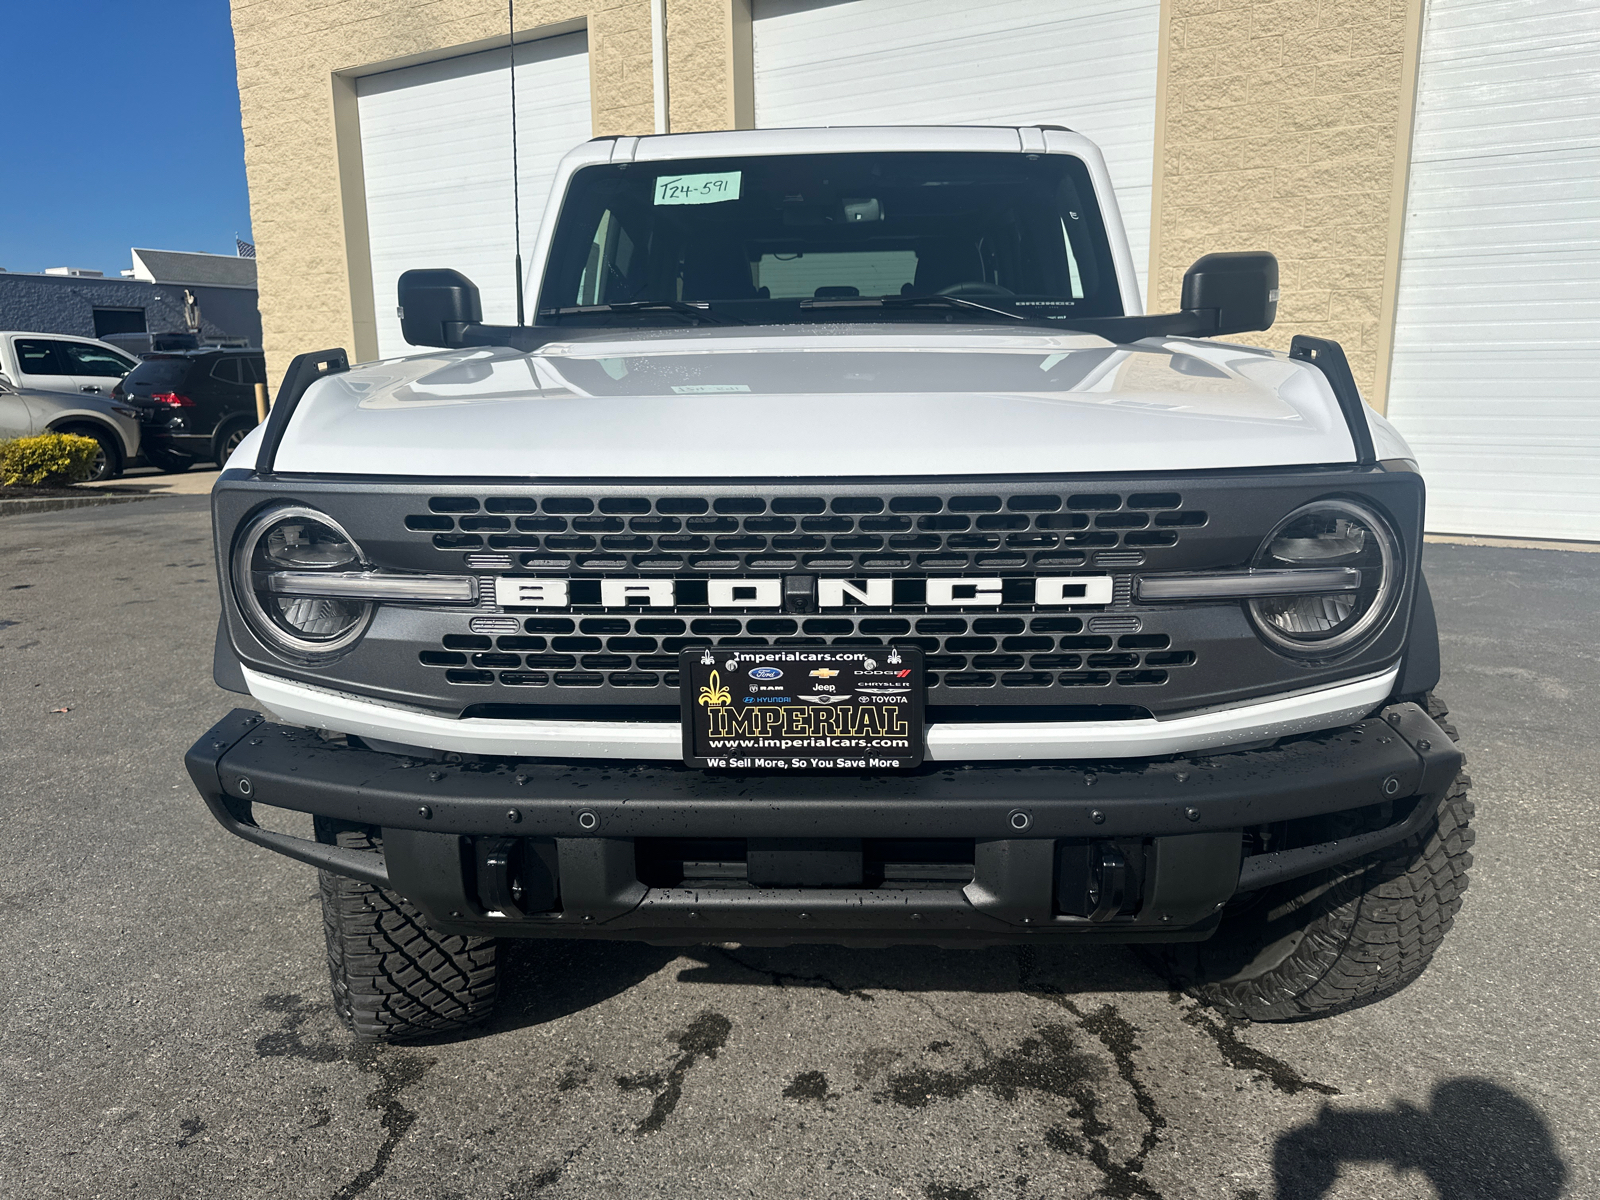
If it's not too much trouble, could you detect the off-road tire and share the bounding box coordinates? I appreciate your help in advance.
[317,826,499,1042]
[1164,692,1474,1021]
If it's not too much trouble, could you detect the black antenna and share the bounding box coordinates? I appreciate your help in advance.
[509,0,524,325]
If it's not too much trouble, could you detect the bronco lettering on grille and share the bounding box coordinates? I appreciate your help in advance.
[492,575,1114,610]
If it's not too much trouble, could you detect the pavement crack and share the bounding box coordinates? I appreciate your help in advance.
[250,994,434,1200]
[1179,1003,1340,1096]
[706,945,875,1001]
[1018,989,1168,1199]
[331,1046,432,1199]
[614,1010,732,1135]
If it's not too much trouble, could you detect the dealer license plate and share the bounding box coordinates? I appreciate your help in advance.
[680,646,924,770]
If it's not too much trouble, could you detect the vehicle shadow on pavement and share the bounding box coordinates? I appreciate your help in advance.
[485,940,1166,1034]
[492,939,682,1031]
[671,941,1166,998]
[1270,1077,1567,1200]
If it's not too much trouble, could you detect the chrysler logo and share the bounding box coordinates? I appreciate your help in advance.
[493,574,1114,610]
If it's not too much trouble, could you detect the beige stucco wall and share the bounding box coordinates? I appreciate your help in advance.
[1149,0,1425,411]
[663,0,752,132]
[236,0,1423,405]
[231,0,657,387]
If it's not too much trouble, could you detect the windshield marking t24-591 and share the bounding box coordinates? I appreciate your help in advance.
[536,151,1122,328]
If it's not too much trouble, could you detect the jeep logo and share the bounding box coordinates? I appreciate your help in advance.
[492,575,1114,610]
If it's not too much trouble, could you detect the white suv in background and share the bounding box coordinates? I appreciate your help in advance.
[0,332,141,396]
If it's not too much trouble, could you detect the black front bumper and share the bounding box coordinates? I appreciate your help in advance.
[186,703,1461,947]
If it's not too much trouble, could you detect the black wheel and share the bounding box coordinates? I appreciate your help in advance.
[317,824,499,1042]
[143,444,194,474]
[57,424,122,482]
[211,418,255,466]
[1161,692,1474,1021]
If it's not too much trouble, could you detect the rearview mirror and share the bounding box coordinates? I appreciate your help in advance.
[1180,251,1278,336]
[398,269,483,348]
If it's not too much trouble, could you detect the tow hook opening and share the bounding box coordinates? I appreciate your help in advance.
[1056,839,1149,920]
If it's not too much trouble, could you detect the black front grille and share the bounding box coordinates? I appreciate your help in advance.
[213,469,1423,720]
[419,615,1196,692]
[406,489,1206,574]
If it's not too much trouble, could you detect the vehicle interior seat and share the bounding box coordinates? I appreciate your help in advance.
[906,241,986,294]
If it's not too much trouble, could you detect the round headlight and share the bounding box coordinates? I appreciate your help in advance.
[1248,499,1399,658]
[232,506,372,659]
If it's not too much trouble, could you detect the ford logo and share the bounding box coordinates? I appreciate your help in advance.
[748,667,783,680]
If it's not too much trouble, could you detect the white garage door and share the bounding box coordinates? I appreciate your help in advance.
[357,33,591,359]
[1387,0,1600,540]
[751,0,1161,303]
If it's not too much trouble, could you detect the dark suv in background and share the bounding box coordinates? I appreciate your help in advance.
[115,348,266,472]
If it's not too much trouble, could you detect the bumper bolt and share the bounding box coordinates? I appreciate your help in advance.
[1383,775,1402,797]
[1084,773,1097,786]
[577,810,598,831]
[910,913,922,921]
[1090,809,1106,824]
[1387,711,1403,724]
[428,770,442,782]
[799,912,810,920]
[1175,771,1190,783]
[1418,739,1432,752]
[1008,809,1032,831]
[1185,806,1201,822]
[514,774,528,786]
[507,809,521,823]
[236,778,253,797]
[418,805,432,819]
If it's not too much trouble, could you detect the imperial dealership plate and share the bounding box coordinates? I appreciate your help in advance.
[680,646,925,770]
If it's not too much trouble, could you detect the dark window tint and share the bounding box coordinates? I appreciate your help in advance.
[62,342,137,377]
[242,356,266,385]
[210,358,243,385]
[92,308,146,337]
[123,359,191,389]
[539,151,1122,326]
[15,340,66,375]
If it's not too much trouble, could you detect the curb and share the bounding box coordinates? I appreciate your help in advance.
[0,493,155,518]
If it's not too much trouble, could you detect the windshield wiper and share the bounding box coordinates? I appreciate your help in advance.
[799,294,1028,322]
[541,301,745,325]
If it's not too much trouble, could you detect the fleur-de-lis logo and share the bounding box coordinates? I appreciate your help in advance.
[697,670,731,707]
[700,649,715,666]
[887,647,903,665]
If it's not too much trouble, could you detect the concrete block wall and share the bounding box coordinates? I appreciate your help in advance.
[0,275,254,344]
[1151,0,1424,409]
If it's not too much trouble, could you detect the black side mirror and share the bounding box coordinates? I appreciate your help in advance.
[1180,251,1278,336]
[398,269,482,348]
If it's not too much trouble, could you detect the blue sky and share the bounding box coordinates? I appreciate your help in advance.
[0,1,252,276]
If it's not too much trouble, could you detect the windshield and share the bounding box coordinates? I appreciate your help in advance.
[536,152,1122,327]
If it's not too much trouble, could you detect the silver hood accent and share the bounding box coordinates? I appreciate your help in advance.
[254,326,1380,478]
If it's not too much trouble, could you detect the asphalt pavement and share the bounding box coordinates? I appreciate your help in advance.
[1,495,1594,1200]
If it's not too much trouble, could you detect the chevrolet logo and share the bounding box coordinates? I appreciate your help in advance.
[810,667,841,679]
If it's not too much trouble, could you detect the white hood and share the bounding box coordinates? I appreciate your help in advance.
[259,326,1395,478]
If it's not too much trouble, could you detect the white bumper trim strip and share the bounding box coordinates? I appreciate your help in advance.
[240,666,1400,763]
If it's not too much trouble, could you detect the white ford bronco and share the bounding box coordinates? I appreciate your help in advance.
[188,126,1473,1041]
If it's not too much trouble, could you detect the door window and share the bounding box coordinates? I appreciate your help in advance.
[15,340,67,376]
[62,342,137,378]
[242,357,267,385]
[210,358,243,385]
